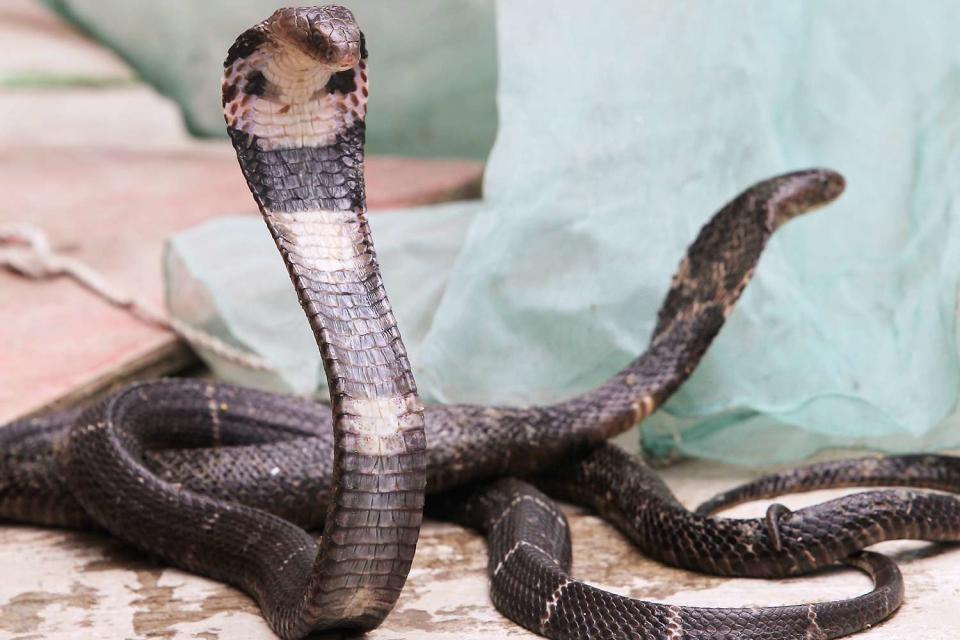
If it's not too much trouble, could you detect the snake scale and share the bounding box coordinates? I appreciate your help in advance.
[3,6,959,639]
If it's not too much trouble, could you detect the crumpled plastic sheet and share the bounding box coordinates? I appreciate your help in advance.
[166,202,479,396]
[42,0,497,159]
[166,1,960,465]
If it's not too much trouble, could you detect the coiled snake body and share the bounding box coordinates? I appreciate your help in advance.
[3,6,958,640]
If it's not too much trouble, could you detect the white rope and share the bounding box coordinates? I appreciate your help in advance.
[0,223,275,372]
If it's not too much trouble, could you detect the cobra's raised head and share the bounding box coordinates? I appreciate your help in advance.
[222,5,369,164]
[222,5,370,213]
[269,5,363,70]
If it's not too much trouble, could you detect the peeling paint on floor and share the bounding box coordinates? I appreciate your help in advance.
[1,459,958,639]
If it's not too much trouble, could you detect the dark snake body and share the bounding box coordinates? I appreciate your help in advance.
[1,5,949,639]
[70,7,428,638]
[440,477,902,640]
[696,454,960,518]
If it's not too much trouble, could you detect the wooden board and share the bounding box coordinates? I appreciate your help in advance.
[0,146,482,425]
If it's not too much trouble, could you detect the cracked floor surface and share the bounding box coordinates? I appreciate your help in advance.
[2,454,957,639]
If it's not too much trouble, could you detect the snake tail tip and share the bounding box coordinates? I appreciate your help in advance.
[816,168,846,201]
[767,168,846,229]
[801,167,846,202]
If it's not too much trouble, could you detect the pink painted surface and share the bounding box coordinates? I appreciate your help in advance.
[0,145,482,423]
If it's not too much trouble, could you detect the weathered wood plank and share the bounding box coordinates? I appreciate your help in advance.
[0,146,482,426]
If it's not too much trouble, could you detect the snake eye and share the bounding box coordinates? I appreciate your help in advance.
[308,31,325,51]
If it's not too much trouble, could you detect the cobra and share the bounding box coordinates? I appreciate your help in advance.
[5,6,959,640]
